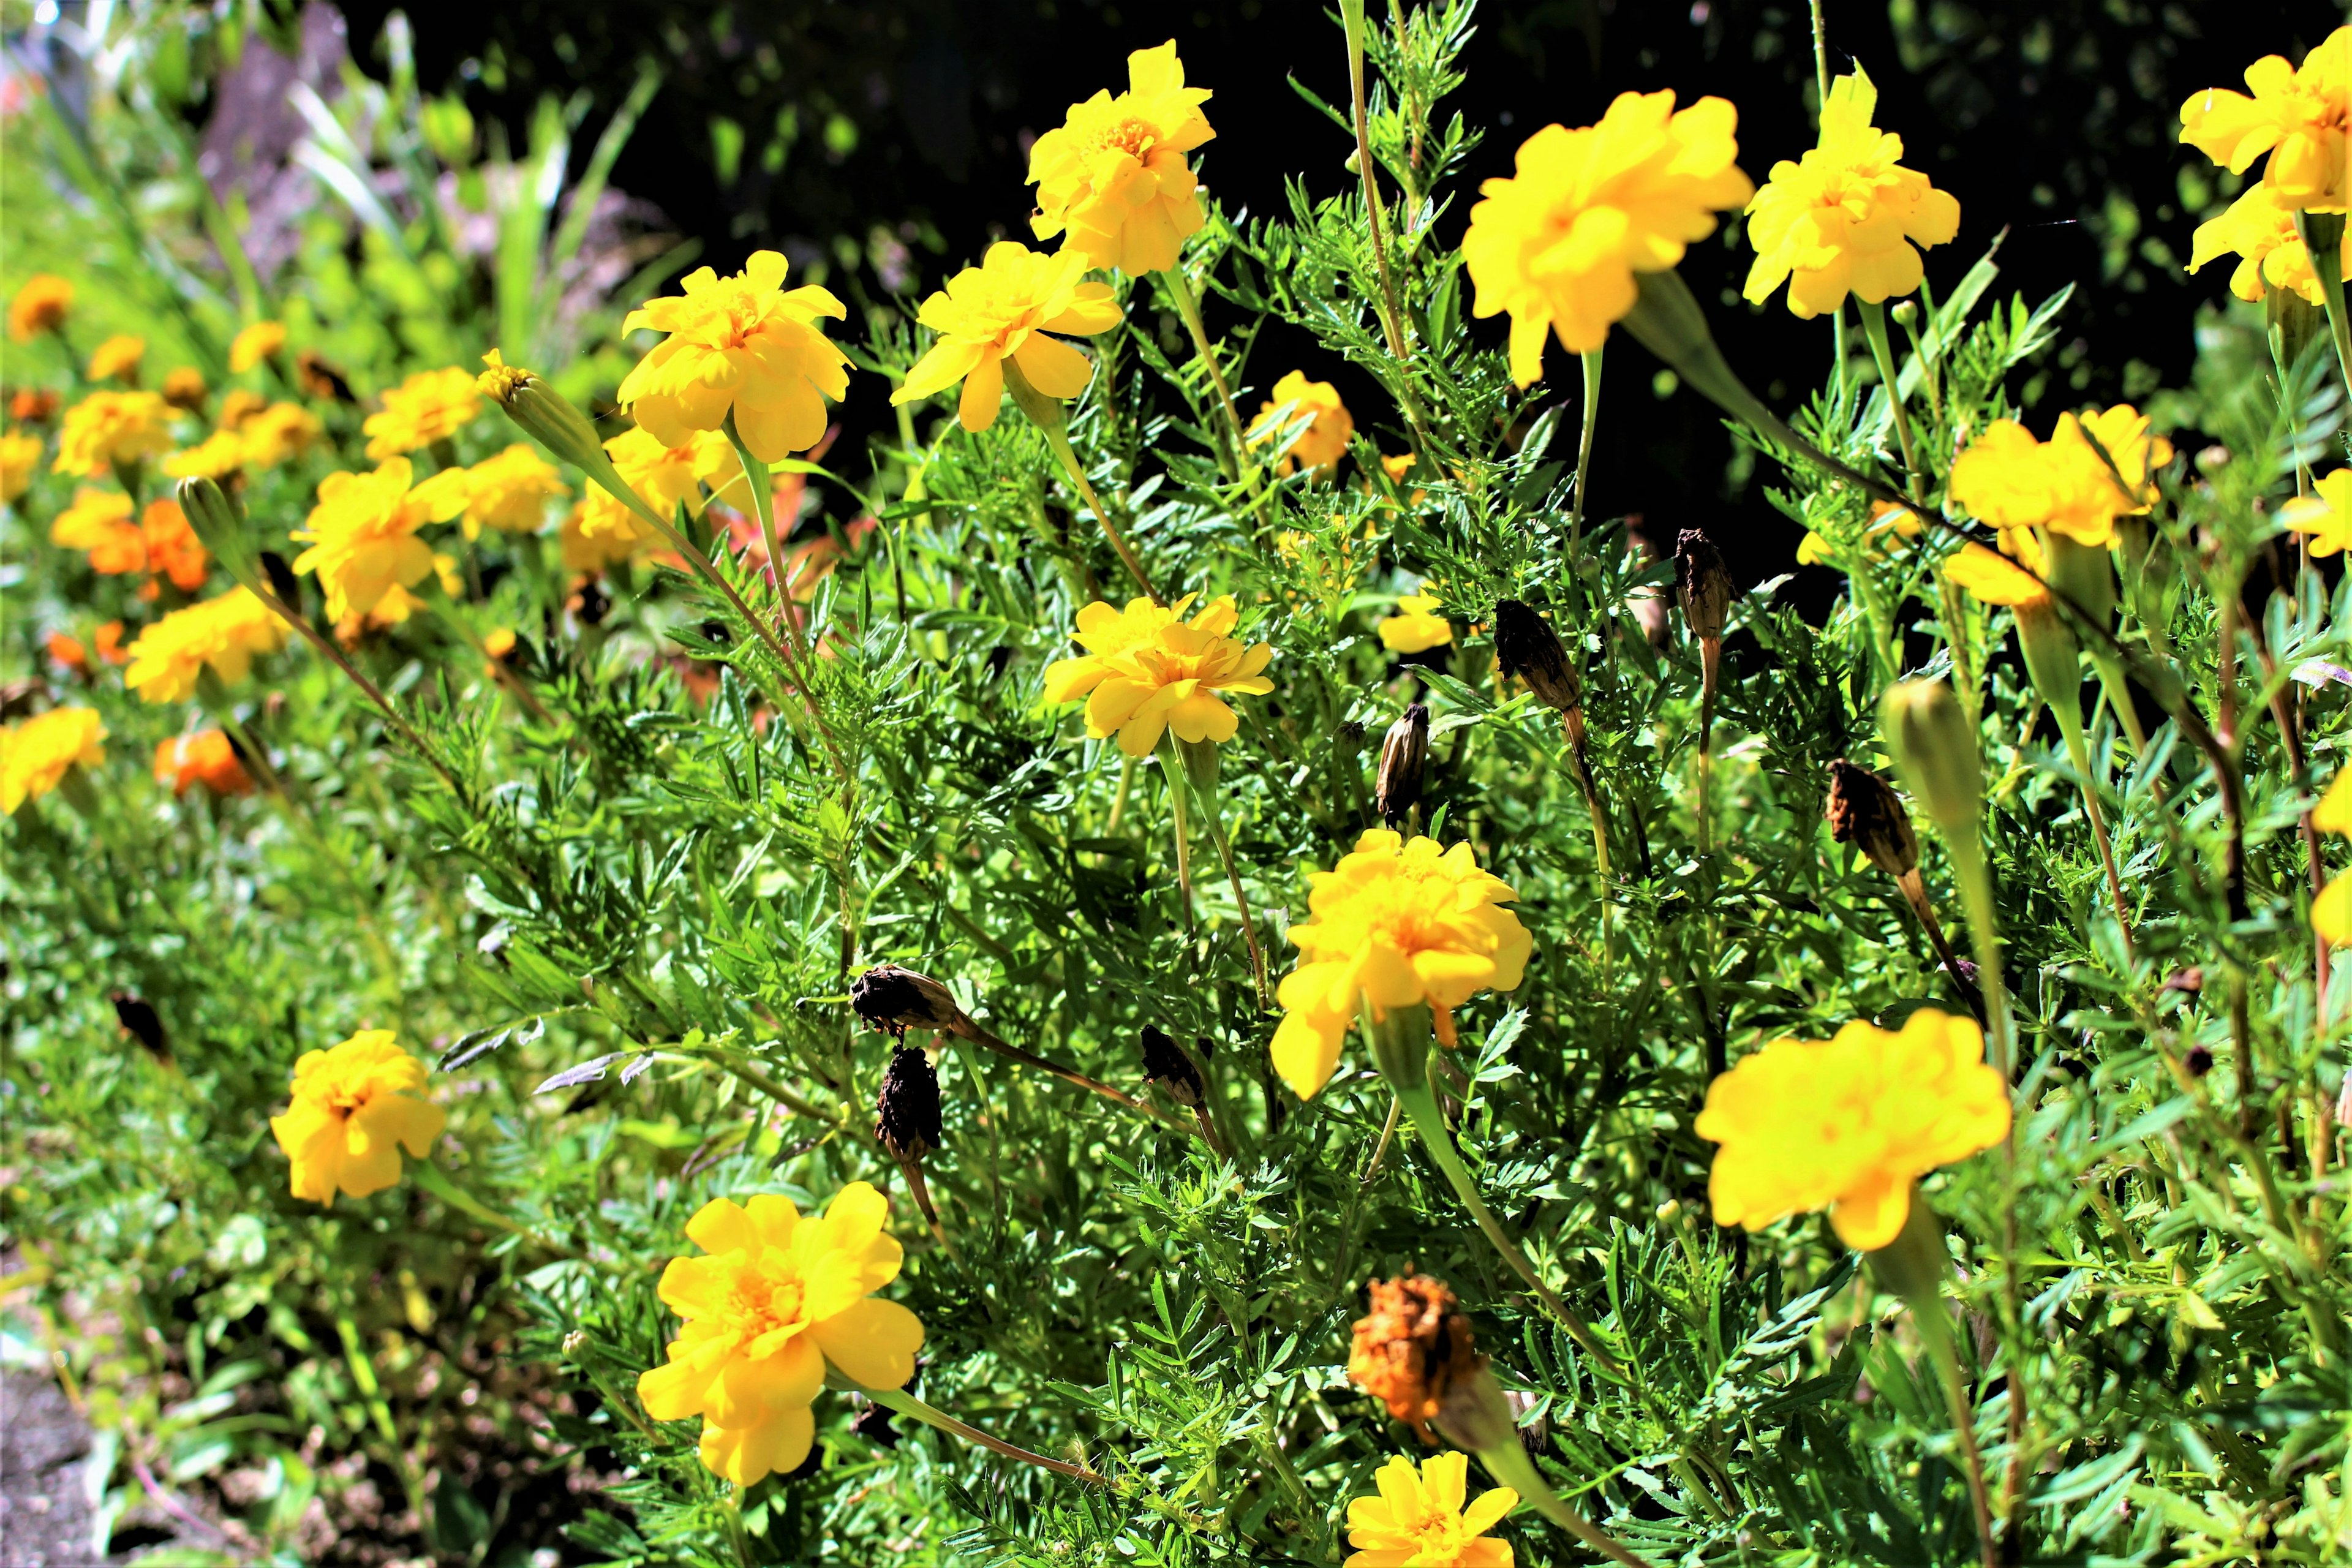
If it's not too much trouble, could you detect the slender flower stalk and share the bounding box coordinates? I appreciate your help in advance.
[1858,300,1924,500]
[856,1383,1109,1487]
[1571,349,1602,545]
[1169,734,1272,1007]
[1868,1202,2000,1568]
[1338,0,1413,378]
[1159,266,1246,477]
[1005,361,1160,604]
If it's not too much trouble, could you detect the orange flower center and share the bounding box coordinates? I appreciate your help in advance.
[1088,116,1161,159]
[729,1270,809,1337]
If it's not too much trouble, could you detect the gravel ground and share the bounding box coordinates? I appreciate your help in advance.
[0,1370,101,1567]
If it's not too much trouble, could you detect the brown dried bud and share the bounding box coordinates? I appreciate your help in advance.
[2185,1044,2215,1077]
[2163,967,2204,995]
[1675,529,1732,643]
[850,963,967,1038]
[295,349,356,404]
[1374,703,1430,826]
[1140,1025,1205,1108]
[1825,760,1918,878]
[1492,599,1580,715]
[111,991,168,1064]
[875,1045,943,1161]
[1347,1275,1481,1442]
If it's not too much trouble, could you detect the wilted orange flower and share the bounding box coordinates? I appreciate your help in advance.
[433,443,568,538]
[638,1183,926,1485]
[1464,91,1753,383]
[228,320,287,372]
[2180,28,2352,213]
[50,488,145,573]
[160,367,207,412]
[1377,592,1453,654]
[123,588,288,703]
[362,367,482,459]
[153,730,254,797]
[3,427,43,502]
[238,402,324,469]
[1247,371,1354,476]
[619,251,851,462]
[1027,40,1215,274]
[292,458,466,619]
[1946,406,2171,548]
[270,1031,447,1206]
[1743,67,1959,317]
[1040,593,1275,757]
[45,630,88,674]
[86,334,145,383]
[1347,1275,1478,1442]
[54,391,175,478]
[163,429,249,483]
[9,274,72,341]
[1346,1452,1518,1568]
[1696,1008,2008,1250]
[1,706,106,813]
[892,242,1122,432]
[1272,829,1532,1098]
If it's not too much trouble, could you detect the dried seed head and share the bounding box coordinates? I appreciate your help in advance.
[1675,529,1732,643]
[875,1045,943,1161]
[851,963,967,1038]
[1375,703,1430,826]
[1492,599,1581,715]
[2185,1044,2215,1077]
[1825,760,1918,878]
[1140,1025,1206,1109]
[1348,1275,1481,1442]
[110,991,168,1063]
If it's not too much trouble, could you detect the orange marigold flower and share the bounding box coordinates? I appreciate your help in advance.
[361,367,483,459]
[94,620,127,665]
[891,241,1123,432]
[1027,40,1215,274]
[2180,27,2352,214]
[1,706,107,813]
[617,251,851,462]
[45,630,88,674]
[270,1031,447,1206]
[54,390,175,478]
[153,730,254,797]
[142,498,210,592]
[1039,592,1275,758]
[1347,1275,1479,1442]
[9,274,73,341]
[161,367,207,412]
[1246,371,1354,477]
[50,487,146,574]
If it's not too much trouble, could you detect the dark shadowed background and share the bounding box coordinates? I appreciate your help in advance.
[344,0,2336,594]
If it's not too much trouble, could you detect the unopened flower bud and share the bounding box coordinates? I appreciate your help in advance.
[875,1044,943,1161]
[1493,599,1580,716]
[850,963,968,1038]
[1825,759,1918,878]
[560,1329,589,1357]
[1348,1274,1480,1442]
[1140,1025,1206,1109]
[1880,680,1980,837]
[1891,300,1918,327]
[1675,529,1732,644]
[175,477,262,589]
[1336,719,1366,752]
[1375,702,1430,826]
[1434,1362,1517,1454]
[479,350,614,483]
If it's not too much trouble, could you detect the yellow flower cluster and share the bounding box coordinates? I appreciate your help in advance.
[2182,29,2352,300]
[2306,769,2352,944]
[892,242,1123,432]
[1346,1452,1517,1567]
[1743,67,1959,318]
[1028,40,1215,275]
[1946,404,2171,548]
[619,251,850,462]
[270,1031,447,1205]
[123,589,289,703]
[637,1184,926,1485]
[1040,593,1275,758]
[1696,1008,2009,1251]
[292,458,467,620]
[1,706,107,813]
[429,443,570,538]
[1272,830,1532,1099]
[1247,371,1354,477]
[1463,89,1753,383]
[362,367,483,459]
[54,391,175,478]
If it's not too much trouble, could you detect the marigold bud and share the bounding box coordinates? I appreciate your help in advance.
[1675,529,1732,643]
[875,1044,944,1161]
[1492,599,1580,716]
[1347,1274,1481,1443]
[851,963,968,1038]
[175,476,266,595]
[1880,680,1980,837]
[560,1329,589,1357]
[1825,759,1918,878]
[1375,703,1430,826]
[1140,1025,1205,1109]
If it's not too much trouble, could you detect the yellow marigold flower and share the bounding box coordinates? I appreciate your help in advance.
[238,401,325,469]
[1247,371,1354,476]
[219,390,268,430]
[270,1030,447,1207]
[1027,40,1215,274]
[86,334,146,383]
[434,443,569,539]
[2280,468,2352,556]
[1798,498,1922,567]
[1039,592,1275,758]
[2310,769,2352,944]
[1378,592,1453,654]
[123,588,288,703]
[9,274,72,341]
[1270,829,1532,1099]
[637,1183,926,1485]
[559,504,646,571]
[3,428,45,503]
[290,458,466,620]
[2180,27,2352,214]
[617,250,851,462]
[161,367,207,412]
[53,390,175,478]
[578,424,737,551]
[163,429,249,483]
[2187,182,2352,303]
[1943,539,2049,608]
[1,707,107,813]
[50,487,145,573]
[1346,1452,1518,1568]
[361,367,483,459]
[1947,409,2171,548]
[153,730,253,797]
[1463,91,1754,385]
[228,320,287,372]
[892,241,1123,432]
[1696,1008,2008,1251]
[1742,67,1959,318]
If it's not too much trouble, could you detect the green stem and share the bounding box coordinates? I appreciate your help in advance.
[409,1159,571,1257]
[1942,830,2015,1080]
[862,1385,1109,1487]
[1471,1433,1654,1568]
[1008,361,1161,604]
[1870,1201,1998,1568]
[1161,266,1246,480]
[1858,299,1924,502]
[1570,348,1602,549]
[2299,211,2352,395]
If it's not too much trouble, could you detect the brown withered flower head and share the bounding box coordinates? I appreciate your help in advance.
[295,350,356,404]
[1825,759,1919,878]
[851,962,968,1038]
[1374,702,1430,826]
[1348,1274,1481,1442]
[1491,599,1580,716]
[1675,529,1732,643]
[10,388,59,423]
[1140,1024,1206,1109]
[875,1044,943,1161]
